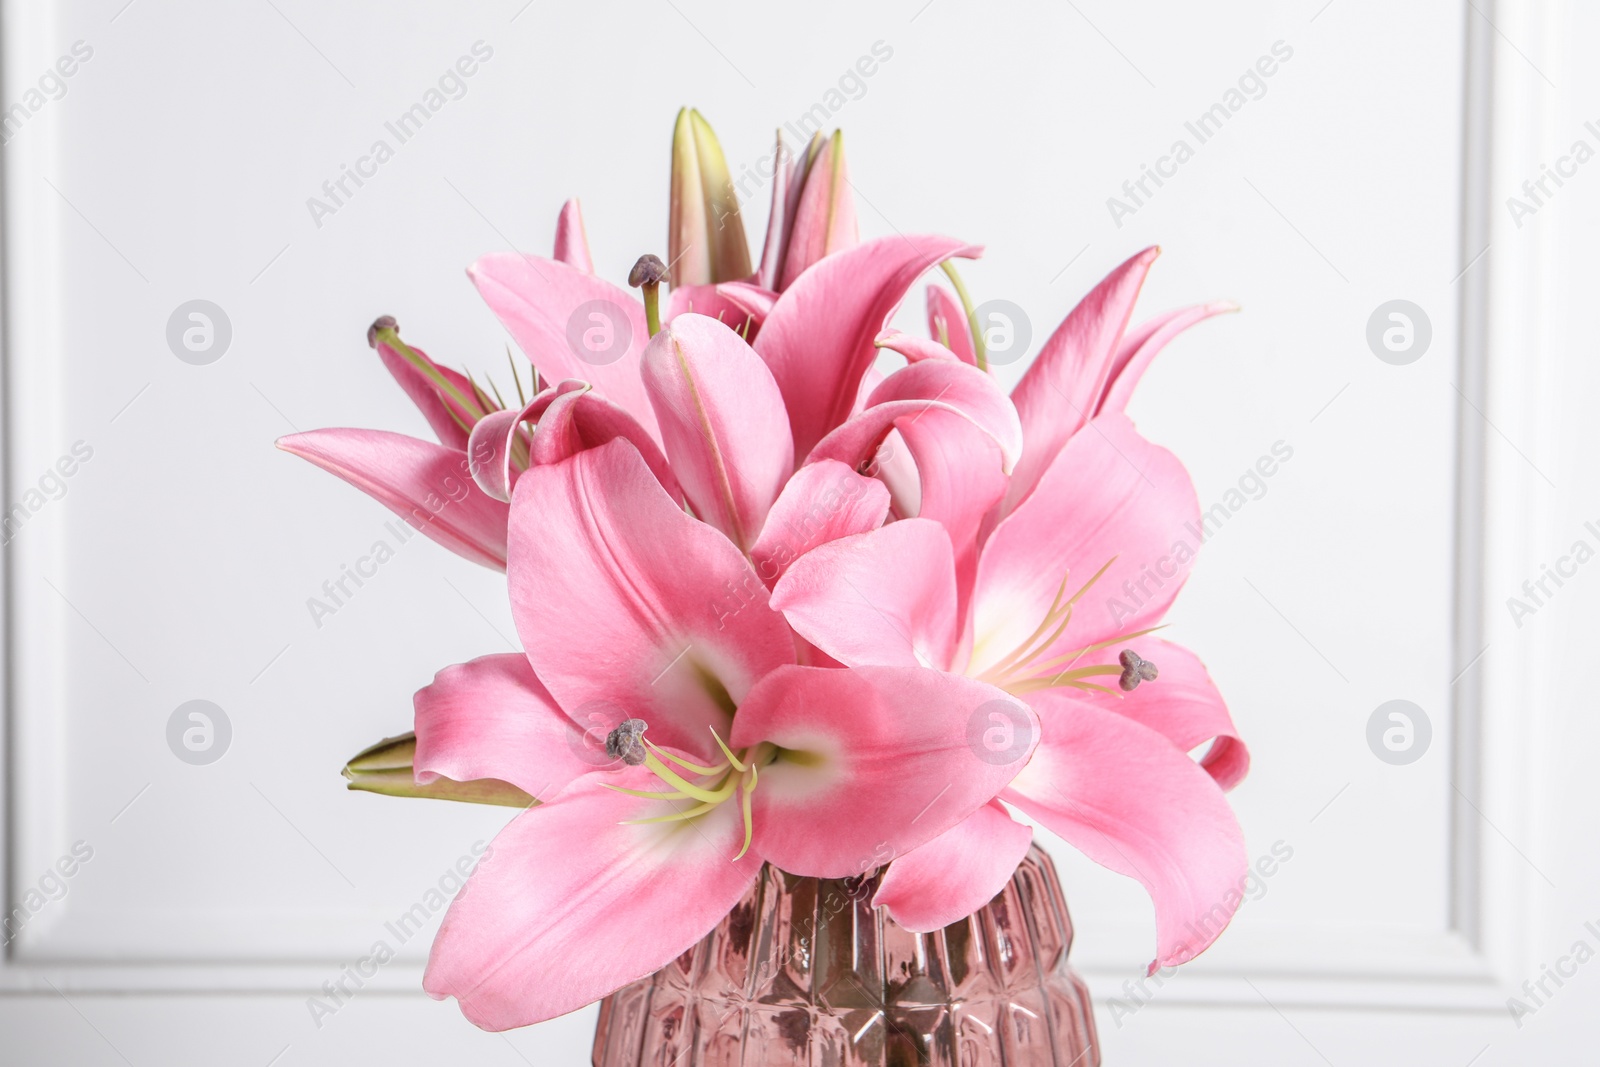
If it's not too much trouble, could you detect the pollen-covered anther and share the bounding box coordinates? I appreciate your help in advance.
[627,254,668,289]
[605,718,650,765]
[1118,649,1159,692]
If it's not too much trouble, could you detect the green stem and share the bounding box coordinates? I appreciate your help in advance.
[939,260,987,372]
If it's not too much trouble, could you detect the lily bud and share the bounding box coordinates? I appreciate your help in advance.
[668,107,752,288]
[343,732,536,808]
[778,129,859,290]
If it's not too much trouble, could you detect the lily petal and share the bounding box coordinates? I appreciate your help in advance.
[876,328,962,365]
[1003,247,1158,516]
[749,459,889,587]
[925,283,978,365]
[1098,302,1237,416]
[414,653,602,802]
[468,383,680,505]
[896,415,1008,610]
[508,439,793,762]
[552,197,594,273]
[642,314,794,552]
[730,665,1036,877]
[756,235,981,458]
[1077,638,1250,790]
[468,252,657,443]
[872,801,1033,932]
[1004,696,1247,972]
[968,413,1198,677]
[372,338,482,452]
[278,429,509,570]
[528,383,680,496]
[809,359,1022,473]
[665,281,777,342]
[771,519,958,671]
[424,773,761,1030]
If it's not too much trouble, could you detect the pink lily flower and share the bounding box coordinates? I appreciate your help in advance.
[277,317,514,569]
[277,197,606,569]
[769,253,1248,974]
[469,233,1020,562]
[413,436,1033,1030]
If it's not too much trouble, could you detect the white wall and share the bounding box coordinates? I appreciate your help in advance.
[2,0,1595,1063]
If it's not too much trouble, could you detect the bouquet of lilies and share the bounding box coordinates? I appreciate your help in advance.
[280,109,1250,1032]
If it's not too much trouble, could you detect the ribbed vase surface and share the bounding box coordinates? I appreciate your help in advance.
[592,845,1100,1066]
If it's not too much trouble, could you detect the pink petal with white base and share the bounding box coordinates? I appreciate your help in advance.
[1003,696,1247,972]
[507,440,793,762]
[424,774,761,1030]
[413,654,596,802]
[1098,302,1237,416]
[968,414,1199,677]
[1003,247,1158,516]
[730,665,1035,878]
[642,314,794,551]
[756,235,981,458]
[873,801,1033,932]
[469,253,658,443]
[552,198,594,273]
[771,519,958,670]
[749,460,889,587]
[278,429,508,570]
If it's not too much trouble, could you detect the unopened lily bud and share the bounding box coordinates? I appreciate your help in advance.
[778,129,858,290]
[668,108,752,287]
[343,732,536,807]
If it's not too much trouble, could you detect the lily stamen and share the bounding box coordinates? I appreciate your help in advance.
[978,557,1120,688]
[597,718,770,858]
[641,751,738,805]
[708,725,747,772]
[1019,624,1168,679]
[644,738,729,777]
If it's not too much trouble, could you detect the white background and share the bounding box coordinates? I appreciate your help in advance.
[1,0,1596,1063]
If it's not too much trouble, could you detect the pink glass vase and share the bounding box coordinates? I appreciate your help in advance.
[592,845,1099,1066]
